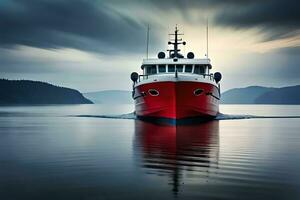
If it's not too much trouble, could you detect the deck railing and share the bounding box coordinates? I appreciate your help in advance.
[138,73,216,82]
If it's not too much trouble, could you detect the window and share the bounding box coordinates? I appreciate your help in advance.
[145,65,157,75]
[194,65,205,74]
[200,66,205,74]
[185,65,193,73]
[151,65,157,74]
[194,65,200,74]
[158,65,166,73]
[168,64,175,72]
[146,66,152,75]
[176,65,183,72]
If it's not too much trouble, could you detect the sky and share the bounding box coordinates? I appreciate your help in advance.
[0,0,299,92]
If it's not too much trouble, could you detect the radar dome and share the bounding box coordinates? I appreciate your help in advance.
[158,52,166,59]
[187,52,194,59]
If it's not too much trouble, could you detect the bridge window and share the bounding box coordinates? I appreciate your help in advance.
[185,65,193,73]
[145,65,157,75]
[158,65,166,73]
[176,65,183,72]
[168,64,175,72]
[194,65,205,74]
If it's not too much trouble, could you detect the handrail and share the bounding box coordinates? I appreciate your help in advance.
[138,73,216,83]
[138,74,148,82]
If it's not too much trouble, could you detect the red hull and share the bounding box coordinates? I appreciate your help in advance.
[133,81,220,120]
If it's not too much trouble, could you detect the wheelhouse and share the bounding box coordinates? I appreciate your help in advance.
[131,26,221,85]
[141,61,212,76]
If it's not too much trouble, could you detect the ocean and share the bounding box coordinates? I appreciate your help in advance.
[0,104,300,200]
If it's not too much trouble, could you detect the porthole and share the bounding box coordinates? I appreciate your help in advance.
[194,88,203,96]
[148,89,159,96]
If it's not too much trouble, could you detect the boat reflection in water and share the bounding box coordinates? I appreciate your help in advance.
[134,120,219,196]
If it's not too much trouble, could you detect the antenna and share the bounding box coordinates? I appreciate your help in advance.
[167,25,185,58]
[146,24,150,59]
[206,18,208,58]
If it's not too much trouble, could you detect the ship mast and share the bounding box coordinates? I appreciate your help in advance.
[168,25,186,58]
[206,18,209,58]
[146,24,150,59]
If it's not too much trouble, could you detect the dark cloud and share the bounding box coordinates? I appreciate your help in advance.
[215,0,299,28]
[0,0,155,54]
[0,0,298,53]
[273,46,300,56]
[145,0,299,28]
[132,0,257,10]
[212,0,300,41]
[128,0,300,42]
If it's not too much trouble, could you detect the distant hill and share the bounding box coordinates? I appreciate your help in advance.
[0,79,93,104]
[84,90,132,104]
[221,85,300,104]
[255,85,300,104]
[221,86,275,104]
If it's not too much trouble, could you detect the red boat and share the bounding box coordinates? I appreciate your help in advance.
[130,26,222,122]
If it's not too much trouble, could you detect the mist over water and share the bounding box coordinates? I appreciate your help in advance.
[0,104,300,199]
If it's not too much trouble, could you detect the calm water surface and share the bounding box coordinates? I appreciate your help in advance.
[0,104,300,200]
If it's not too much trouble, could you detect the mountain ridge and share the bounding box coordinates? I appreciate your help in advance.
[221,85,300,104]
[254,85,300,104]
[0,79,93,104]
